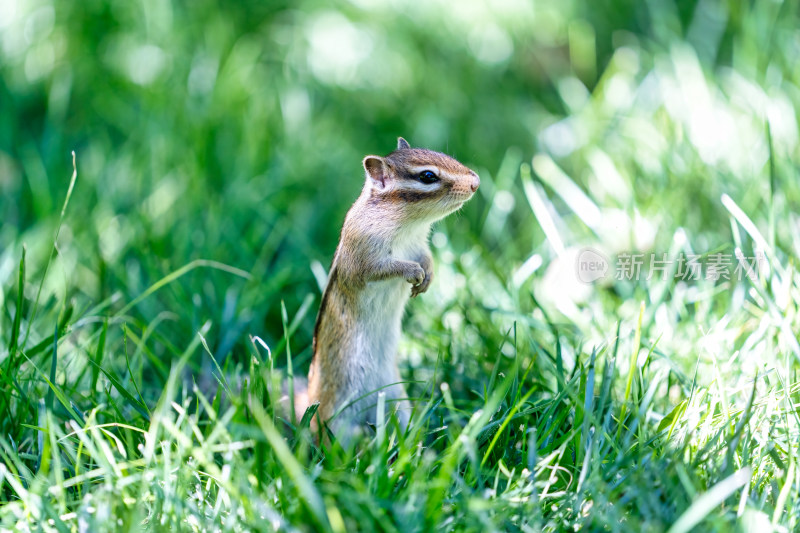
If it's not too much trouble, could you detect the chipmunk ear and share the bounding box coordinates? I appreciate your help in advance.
[363,156,387,189]
[397,137,411,150]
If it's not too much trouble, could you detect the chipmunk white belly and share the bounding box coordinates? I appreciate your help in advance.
[357,278,407,364]
[351,279,407,413]
[346,226,428,421]
[357,223,428,356]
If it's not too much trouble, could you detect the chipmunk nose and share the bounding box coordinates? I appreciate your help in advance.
[470,172,480,192]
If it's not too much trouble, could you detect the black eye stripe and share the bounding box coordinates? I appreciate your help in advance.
[394,169,442,183]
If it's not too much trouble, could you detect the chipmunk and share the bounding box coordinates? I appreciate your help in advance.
[300,137,480,439]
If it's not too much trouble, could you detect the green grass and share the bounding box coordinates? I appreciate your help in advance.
[2,0,800,531]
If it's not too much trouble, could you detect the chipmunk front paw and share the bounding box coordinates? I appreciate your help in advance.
[404,263,425,287]
[411,256,434,298]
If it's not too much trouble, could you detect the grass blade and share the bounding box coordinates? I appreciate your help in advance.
[617,302,644,441]
[22,152,78,352]
[667,468,751,533]
[91,319,108,394]
[116,259,251,317]
[7,246,25,354]
[46,324,57,412]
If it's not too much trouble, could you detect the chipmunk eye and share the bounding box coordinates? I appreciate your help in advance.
[418,170,439,184]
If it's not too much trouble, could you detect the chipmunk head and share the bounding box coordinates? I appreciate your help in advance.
[362,137,480,222]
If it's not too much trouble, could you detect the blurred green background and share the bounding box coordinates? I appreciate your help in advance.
[3,0,800,529]
[4,0,796,360]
